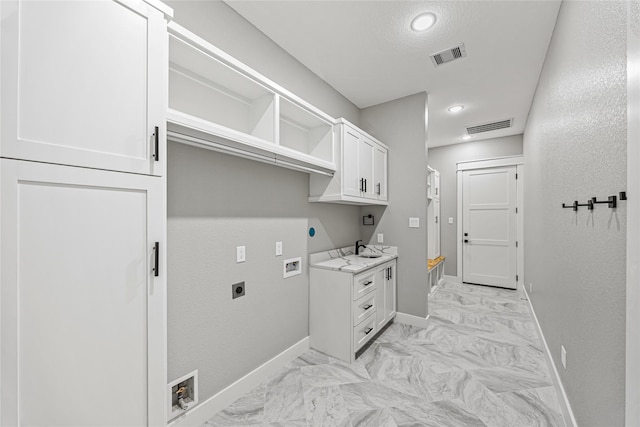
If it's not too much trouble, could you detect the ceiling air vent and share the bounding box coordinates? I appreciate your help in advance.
[466,119,513,135]
[430,43,467,67]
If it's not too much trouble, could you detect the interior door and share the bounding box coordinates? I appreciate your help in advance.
[462,166,517,289]
[1,159,166,426]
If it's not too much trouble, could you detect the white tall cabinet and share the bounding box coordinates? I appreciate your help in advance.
[0,1,171,425]
[427,167,441,259]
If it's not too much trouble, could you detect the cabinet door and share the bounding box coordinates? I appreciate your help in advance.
[342,127,361,197]
[385,262,397,320]
[433,171,441,199]
[374,145,388,200]
[360,138,375,199]
[0,0,167,176]
[434,198,441,258]
[375,267,386,329]
[1,160,166,426]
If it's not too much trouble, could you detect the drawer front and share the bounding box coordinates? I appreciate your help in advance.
[353,293,376,327]
[353,312,377,352]
[353,271,376,300]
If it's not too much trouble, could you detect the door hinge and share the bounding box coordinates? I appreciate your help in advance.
[516,241,518,247]
[516,207,518,213]
[515,173,518,180]
[516,275,519,281]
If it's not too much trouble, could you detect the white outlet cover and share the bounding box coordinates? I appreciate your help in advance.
[236,246,246,263]
[448,217,454,224]
[409,217,420,228]
[275,241,283,256]
[377,233,384,243]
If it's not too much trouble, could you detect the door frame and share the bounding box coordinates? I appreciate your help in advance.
[456,156,524,287]
[626,1,640,422]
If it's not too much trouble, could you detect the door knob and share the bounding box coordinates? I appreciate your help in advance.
[464,232,468,236]
[464,239,469,243]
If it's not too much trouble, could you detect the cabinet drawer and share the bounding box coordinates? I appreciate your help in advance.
[353,271,376,300]
[353,293,376,327]
[353,312,377,352]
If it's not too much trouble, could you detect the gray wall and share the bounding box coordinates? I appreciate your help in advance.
[166,0,362,403]
[427,135,523,276]
[359,93,430,317]
[523,1,627,425]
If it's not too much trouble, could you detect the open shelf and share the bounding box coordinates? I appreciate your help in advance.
[169,34,276,143]
[279,98,334,164]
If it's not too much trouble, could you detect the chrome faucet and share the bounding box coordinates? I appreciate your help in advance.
[355,240,366,255]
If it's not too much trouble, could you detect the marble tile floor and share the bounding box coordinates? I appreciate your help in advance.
[204,281,566,427]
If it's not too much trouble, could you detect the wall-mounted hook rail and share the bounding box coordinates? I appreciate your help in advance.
[562,201,578,211]
[620,191,627,201]
[591,195,617,209]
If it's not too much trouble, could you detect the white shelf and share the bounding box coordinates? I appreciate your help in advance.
[167,22,336,176]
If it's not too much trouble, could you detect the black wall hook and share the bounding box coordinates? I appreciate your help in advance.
[591,195,617,209]
[562,201,578,211]
[577,200,594,210]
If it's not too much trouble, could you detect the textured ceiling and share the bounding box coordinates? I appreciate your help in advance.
[225,1,561,147]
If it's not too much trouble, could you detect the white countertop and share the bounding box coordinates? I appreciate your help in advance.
[309,245,397,274]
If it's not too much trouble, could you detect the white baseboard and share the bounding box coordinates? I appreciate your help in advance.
[395,312,430,328]
[169,337,310,427]
[523,287,577,427]
[444,274,460,283]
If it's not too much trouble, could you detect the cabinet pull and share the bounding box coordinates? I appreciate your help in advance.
[364,179,367,193]
[363,280,373,287]
[385,267,389,280]
[152,242,160,277]
[360,178,364,192]
[365,327,373,335]
[377,183,381,195]
[389,267,392,280]
[363,304,373,310]
[153,126,159,162]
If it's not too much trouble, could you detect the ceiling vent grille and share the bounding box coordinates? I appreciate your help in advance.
[466,119,513,135]
[430,43,467,67]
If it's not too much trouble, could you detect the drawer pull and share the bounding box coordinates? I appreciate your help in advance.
[363,304,373,310]
[363,281,373,287]
[365,327,373,335]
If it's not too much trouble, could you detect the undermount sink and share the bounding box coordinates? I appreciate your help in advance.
[358,253,382,258]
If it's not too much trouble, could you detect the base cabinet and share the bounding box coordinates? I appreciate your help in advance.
[0,160,166,426]
[310,259,397,363]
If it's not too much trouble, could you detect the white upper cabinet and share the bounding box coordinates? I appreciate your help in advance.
[0,0,170,176]
[310,119,388,205]
[166,22,335,175]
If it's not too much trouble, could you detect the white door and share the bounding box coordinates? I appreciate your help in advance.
[342,128,361,197]
[374,145,387,200]
[433,198,441,258]
[1,160,166,426]
[359,138,375,199]
[385,262,397,320]
[0,0,166,176]
[462,166,517,289]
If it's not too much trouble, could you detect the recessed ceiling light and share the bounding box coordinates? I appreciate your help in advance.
[462,135,471,141]
[411,13,436,32]
[448,105,464,113]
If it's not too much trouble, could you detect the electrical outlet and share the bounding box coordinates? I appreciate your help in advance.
[409,217,420,228]
[275,241,283,256]
[236,246,245,263]
[561,345,567,370]
[448,217,454,224]
[377,233,384,243]
[232,281,245,299]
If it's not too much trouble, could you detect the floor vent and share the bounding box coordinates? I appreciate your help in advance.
[430,43,467,67]
[466,119,513,135]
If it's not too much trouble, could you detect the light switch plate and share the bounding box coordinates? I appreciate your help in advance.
[377,233,384,243]
[275,241,283,256]
[448,217,454,224]
[236,246,246,263]
[409,217,420,228]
